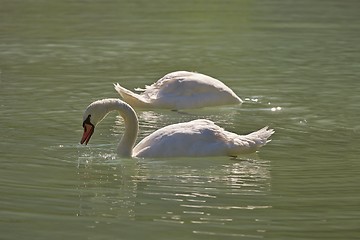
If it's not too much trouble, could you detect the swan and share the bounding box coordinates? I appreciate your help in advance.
[114,71,242,110]
[80,99,274,158]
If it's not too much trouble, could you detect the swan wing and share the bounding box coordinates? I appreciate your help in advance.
[133,119,274,158]
[142,71,242,109]
[133,119,230,158]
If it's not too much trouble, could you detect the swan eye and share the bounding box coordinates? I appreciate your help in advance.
[82,114,92,127]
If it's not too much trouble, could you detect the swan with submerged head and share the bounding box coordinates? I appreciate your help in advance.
[80,99,274,158]
[114,71,242,110]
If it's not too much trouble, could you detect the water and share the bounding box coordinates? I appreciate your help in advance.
[1,0,359,239]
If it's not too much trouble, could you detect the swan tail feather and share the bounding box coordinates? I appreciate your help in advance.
[230,126,274,155]
[134,87,146,92]
[114,83,150,108]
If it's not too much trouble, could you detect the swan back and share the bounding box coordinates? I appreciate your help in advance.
[144,71,242,109]
[114,71,242,110]
[133,119,273,158]
[133,119,226,158]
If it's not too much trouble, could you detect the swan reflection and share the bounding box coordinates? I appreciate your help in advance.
[76,154,271,238]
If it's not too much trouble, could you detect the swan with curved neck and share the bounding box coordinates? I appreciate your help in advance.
[80,99,274,158]
[114,71,242,110]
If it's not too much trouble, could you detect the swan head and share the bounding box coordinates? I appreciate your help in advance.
[80,114,95,145]
[80,99,113,145]
[80,99,139,158]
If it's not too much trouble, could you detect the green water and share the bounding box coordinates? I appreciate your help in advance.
[1,0,359,239]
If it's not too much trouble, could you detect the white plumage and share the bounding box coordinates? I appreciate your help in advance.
[134,119,273,158]
[114,71,242,110]
[80,99,274,158]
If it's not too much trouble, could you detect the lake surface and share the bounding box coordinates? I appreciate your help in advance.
[1,0,359,239]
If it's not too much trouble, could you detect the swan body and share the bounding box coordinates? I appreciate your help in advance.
[114,71,242,110]
[80,99,274,158]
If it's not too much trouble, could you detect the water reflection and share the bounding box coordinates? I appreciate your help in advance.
[76,158,139,220]
[76,155,271,237]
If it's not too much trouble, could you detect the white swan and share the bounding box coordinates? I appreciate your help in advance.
[114,71,242,110]
[80,99,274,158]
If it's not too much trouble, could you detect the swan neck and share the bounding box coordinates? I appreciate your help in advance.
[109,100,138,157]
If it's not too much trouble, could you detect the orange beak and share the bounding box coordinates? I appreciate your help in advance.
[80,123,94,145]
